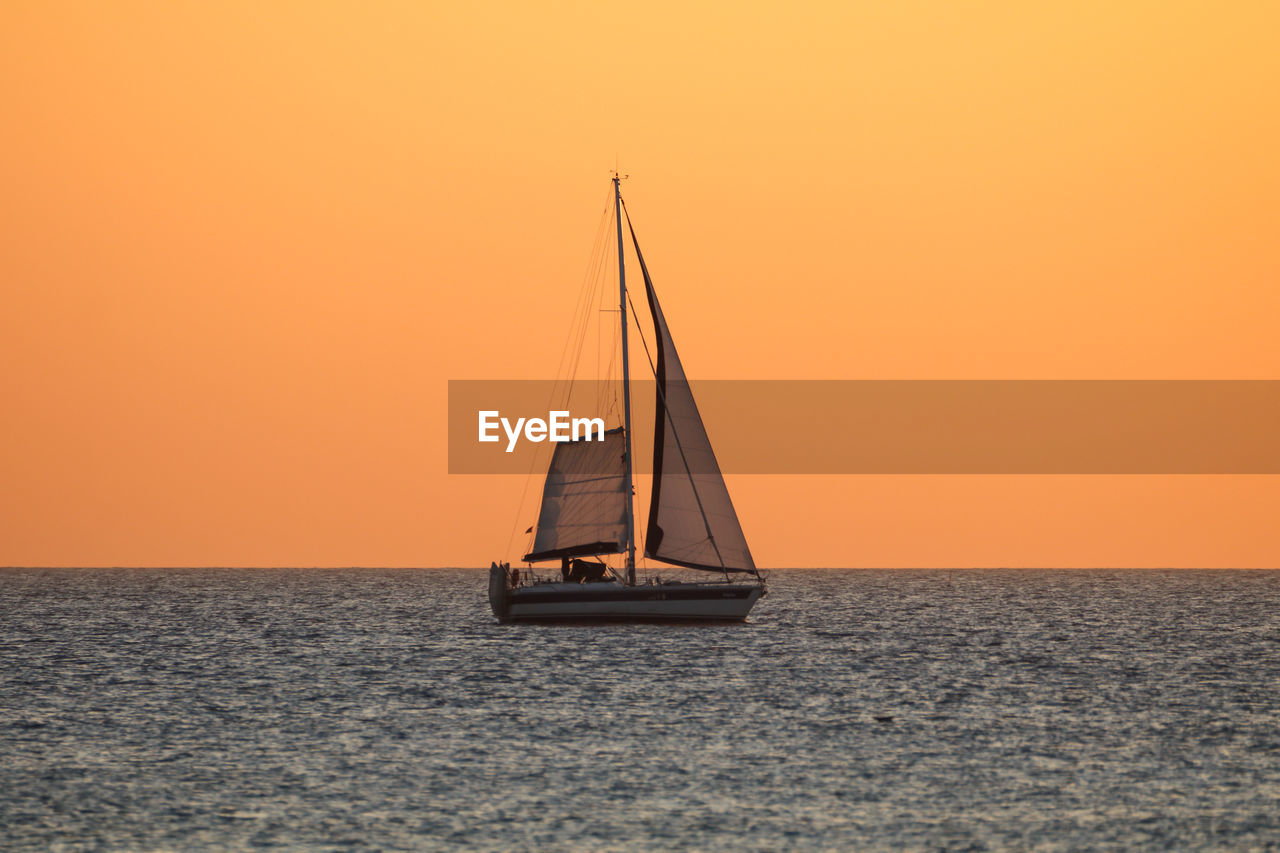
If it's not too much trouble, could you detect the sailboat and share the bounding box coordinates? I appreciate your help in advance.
[487,176,765,622]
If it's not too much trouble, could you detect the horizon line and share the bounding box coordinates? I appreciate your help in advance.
[2,565,1277,571]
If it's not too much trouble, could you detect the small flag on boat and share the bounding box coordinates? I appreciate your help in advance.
[524,526,532,533]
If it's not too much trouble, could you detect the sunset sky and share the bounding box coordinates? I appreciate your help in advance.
[3,1,1277,567]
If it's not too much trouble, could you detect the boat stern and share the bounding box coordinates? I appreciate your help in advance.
[487,562,510,619]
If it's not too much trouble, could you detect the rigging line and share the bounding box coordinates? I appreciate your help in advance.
[596,221,621,419]
[563,197,615,413]
[555,185,612,412]
[603,279,621,422]
[552,223,602,399]
[602,268,622,420]
[506,186,613,560]
[580,207,621,426]
[595,228,604,412]
[560,223,602,411]
[593,202,609,410]
[590,224,614,412]
[581,195,613,393]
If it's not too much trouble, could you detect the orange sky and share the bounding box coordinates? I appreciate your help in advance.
[2,1,1277,567]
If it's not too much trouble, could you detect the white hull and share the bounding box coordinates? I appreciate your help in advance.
[490,571,762,623]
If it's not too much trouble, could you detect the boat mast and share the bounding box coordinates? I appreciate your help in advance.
[613,174,637,585]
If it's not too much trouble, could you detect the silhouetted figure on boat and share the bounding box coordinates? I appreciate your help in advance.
[559,558,608,583]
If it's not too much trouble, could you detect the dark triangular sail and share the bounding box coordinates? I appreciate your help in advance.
[627,218,757,574]
[523,427,628,562]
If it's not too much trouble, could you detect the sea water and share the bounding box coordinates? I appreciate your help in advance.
[2,568,1278,850]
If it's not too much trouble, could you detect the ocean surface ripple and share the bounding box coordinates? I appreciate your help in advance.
[2,568,1278,850]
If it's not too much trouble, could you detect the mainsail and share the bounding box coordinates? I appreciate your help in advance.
[627,218,757,574]
[523,427,628,562]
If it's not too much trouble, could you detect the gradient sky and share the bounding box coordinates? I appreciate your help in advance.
[3,1,1277,567]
